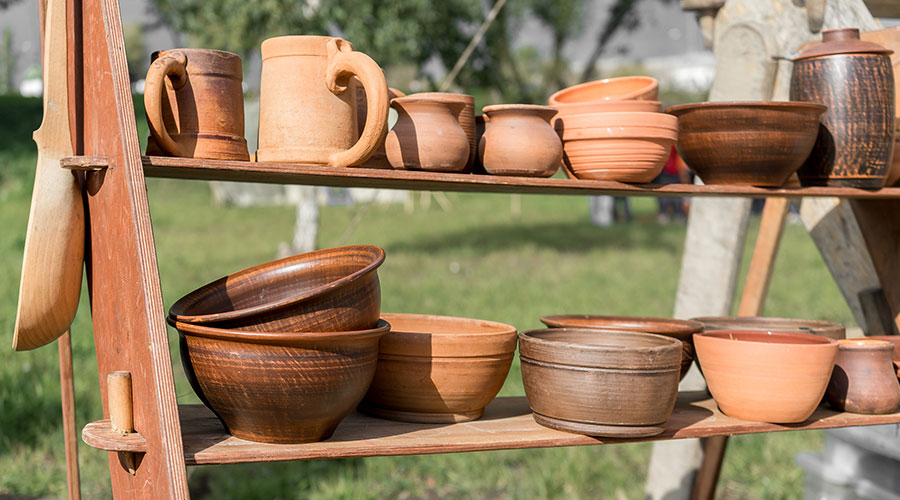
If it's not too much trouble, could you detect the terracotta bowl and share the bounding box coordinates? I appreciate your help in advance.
[549,76,659,105]
[694,330,838,423]
[556,112,678,182]
[552,100,662,124]
[359,313,517,423]
[864,336,900,379]
[519,328,681,437]
[169,318,390,444]
[168,245,384,332]
[692,316,845,340]
[539,315,703,380]
[666,101,827,186]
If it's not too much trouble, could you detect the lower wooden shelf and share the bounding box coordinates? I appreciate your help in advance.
[82,392,900,465]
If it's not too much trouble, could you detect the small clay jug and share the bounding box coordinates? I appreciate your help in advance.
[479,104,562,177]
[790,28,895,188]
[144,49,249,160]
[385,95,469,171]
[413,93,477,171]
[826,339,900,414]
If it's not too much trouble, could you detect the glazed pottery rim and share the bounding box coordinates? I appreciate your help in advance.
[539,315,703,336]
[170,318,391,345]
[549,76,658,104]
[519,328,682,355]
[666,101,827,116]
[699,329,837,346]
[692,316,845,334]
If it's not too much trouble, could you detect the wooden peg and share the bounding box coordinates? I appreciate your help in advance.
[107,371,137,474]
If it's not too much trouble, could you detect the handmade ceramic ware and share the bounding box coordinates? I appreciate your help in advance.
[692,316,846,340]
[256,36,389,167]
[357,87,406,169]
[168,245,384,332]
[359,313,517,423]
[867,335,900,378]
[826,338,900,414]
[666,102,826,186]
[472,114,488,173]
[519,328,681,437]
[551,100,662,127]
[791,28,895,188]
[144,49,249,160]
[549,76,659,104]
[385,95,469,171]
[539,315,703,380]
[413,93,477,171]
[694,330,838,423]
[479,104,562,177]
[862,27,900,185]
[170,318,390,444]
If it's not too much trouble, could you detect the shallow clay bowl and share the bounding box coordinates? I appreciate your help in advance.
[666,102,827,186]
[169,318,390,444]
[552,100,662,124]
[549,76,659,105]
[694,330,838,423]
[168,245,384,332]
[540,315,703,380]
[359,313,517,423]
[519,328,681,437]
[867,336,900,378]
[692,316,845,340]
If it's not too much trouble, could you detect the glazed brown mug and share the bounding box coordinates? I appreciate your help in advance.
[257,36,389,167]
[144,48,250,160]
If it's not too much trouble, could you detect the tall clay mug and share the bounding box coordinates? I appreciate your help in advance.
[257,36,389,167]
[144,49,250,160]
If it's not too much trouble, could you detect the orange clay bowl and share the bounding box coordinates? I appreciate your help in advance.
[692,316,845,340]
[694,330,838,423]
[540,315,703,380]
[666,101,827,186]
[169,318,390,444]
[551,100,662,124]
[168,245,384,332]
[359,313,517,423]
[866,336,900,379]
[549,76,659,105]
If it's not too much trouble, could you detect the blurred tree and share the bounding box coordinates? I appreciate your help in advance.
[530,0,585,94]
[0,28,14,95]
[0,0,23,9]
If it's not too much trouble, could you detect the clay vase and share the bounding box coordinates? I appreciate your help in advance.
[790,28,895,188]
[385,95,469,171]
[144,49,249,160]
[256,36,389,167]
[862,27,900,186]
[825,339,900,414]
[413,93,477,171]
[356,87,406,169]
[867,335,900,379]
[479,104,562,177]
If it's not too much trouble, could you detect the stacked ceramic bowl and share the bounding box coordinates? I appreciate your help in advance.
[167,245,388,443]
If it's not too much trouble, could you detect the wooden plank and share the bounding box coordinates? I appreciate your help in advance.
[59,330,81,500]
[738,197,791,316]
[850,199,900,333]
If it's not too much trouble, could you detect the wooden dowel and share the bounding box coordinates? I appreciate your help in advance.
[58,330,81,500]
[107,371,136,474]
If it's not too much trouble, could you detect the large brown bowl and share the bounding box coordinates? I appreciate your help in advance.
[539,315,703,380]
[666,101,827,186]
[169,318,390,444]
[168,245,384,332]
[692,316,845,340]
[359,313,517,423]
[519,328,681,437]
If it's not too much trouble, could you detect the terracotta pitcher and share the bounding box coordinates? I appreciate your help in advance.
[826,339,900,414]
[257,36,388,167]
[144,48,250,160]
[385,95,469,171]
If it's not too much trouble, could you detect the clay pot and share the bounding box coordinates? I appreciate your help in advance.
[412,93,477,171]
[666,101,827,187]
[356,87,406,169]
[256,36,389,167]
[790,28,895,188]
[385,95,470,171]
[861,27,900,186]
[539,315,703,380]
[168,245,384,333]
[549,76,659,105]
[479,104,562,177]
[826,338,900,414]
[170,319,390,444]
[519,328,681,437]
[359,313,517,423]
[692,316,846,340]
[867,335,900,378]
[472,114,489,173]
[694,330,838,423]
[144,49,249,160]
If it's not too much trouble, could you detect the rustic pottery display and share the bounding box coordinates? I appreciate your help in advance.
[666,102,826,186]
[519,328,681,437]
[861,27,900,186]
[170,318,390,444]
[385,95,470,171]
[479,104,562,177]
[256,36,389,167]
[549,76,659,105]
[357,87,406,169]
[539,315,703,379]
[413,92,477,171]
[144,48,250,160]
[359,313,517,423]
[692,316,846,340]
[825,338,900,414]
[551,99,662,127]
[790,28,895,188]
[168,245,384,332]
[867,335,900,378]
[694,330,838,423]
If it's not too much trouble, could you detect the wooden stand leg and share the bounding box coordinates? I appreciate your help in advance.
[849,199,900,333]
[59,329,81,500]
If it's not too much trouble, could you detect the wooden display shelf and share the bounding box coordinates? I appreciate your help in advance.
[82,392,900,466]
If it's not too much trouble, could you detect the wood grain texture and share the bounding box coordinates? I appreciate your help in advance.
[737,197,791,315]
[850,199,900,333]
[59,331,81,500]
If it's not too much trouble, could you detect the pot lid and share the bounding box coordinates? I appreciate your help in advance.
[793,28,892,61]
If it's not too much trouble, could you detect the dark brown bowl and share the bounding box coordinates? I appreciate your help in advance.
[168,245,384,332]
[666,101,827,186]
[169,318,390,444]
[691,316,845,340]
[539,315,703,380]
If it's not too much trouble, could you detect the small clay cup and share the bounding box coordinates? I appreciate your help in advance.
[479,104,562,177]
[385,95,470,171]
[867,335,900,378]
[825,338,900,414]
[413,92,477,171]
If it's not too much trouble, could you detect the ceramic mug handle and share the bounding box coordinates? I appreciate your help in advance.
[144,51,188,157]
[324,38,389,168]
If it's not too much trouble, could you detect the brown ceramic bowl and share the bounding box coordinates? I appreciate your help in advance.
[519,328,681,437]
[666,101,827,186]
[168,245,384,332]
[864,336,900,379]
[359,313,517,423]
[549,76,659,105]
[539,315,703,380]
[692,316,845,340]
[170,318,390,444]
[695,330,838,423]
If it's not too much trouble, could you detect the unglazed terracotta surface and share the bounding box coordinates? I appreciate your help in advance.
[692,316,846,340]
[357,87,406,169]
[549,76,659,104]
[551,100,662,125]
[867,335,900,378]
[479,104,562,177]
[385,95,470,171]
[826,339,900,414]
[862,27,900,186]
[413,93,477,171]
